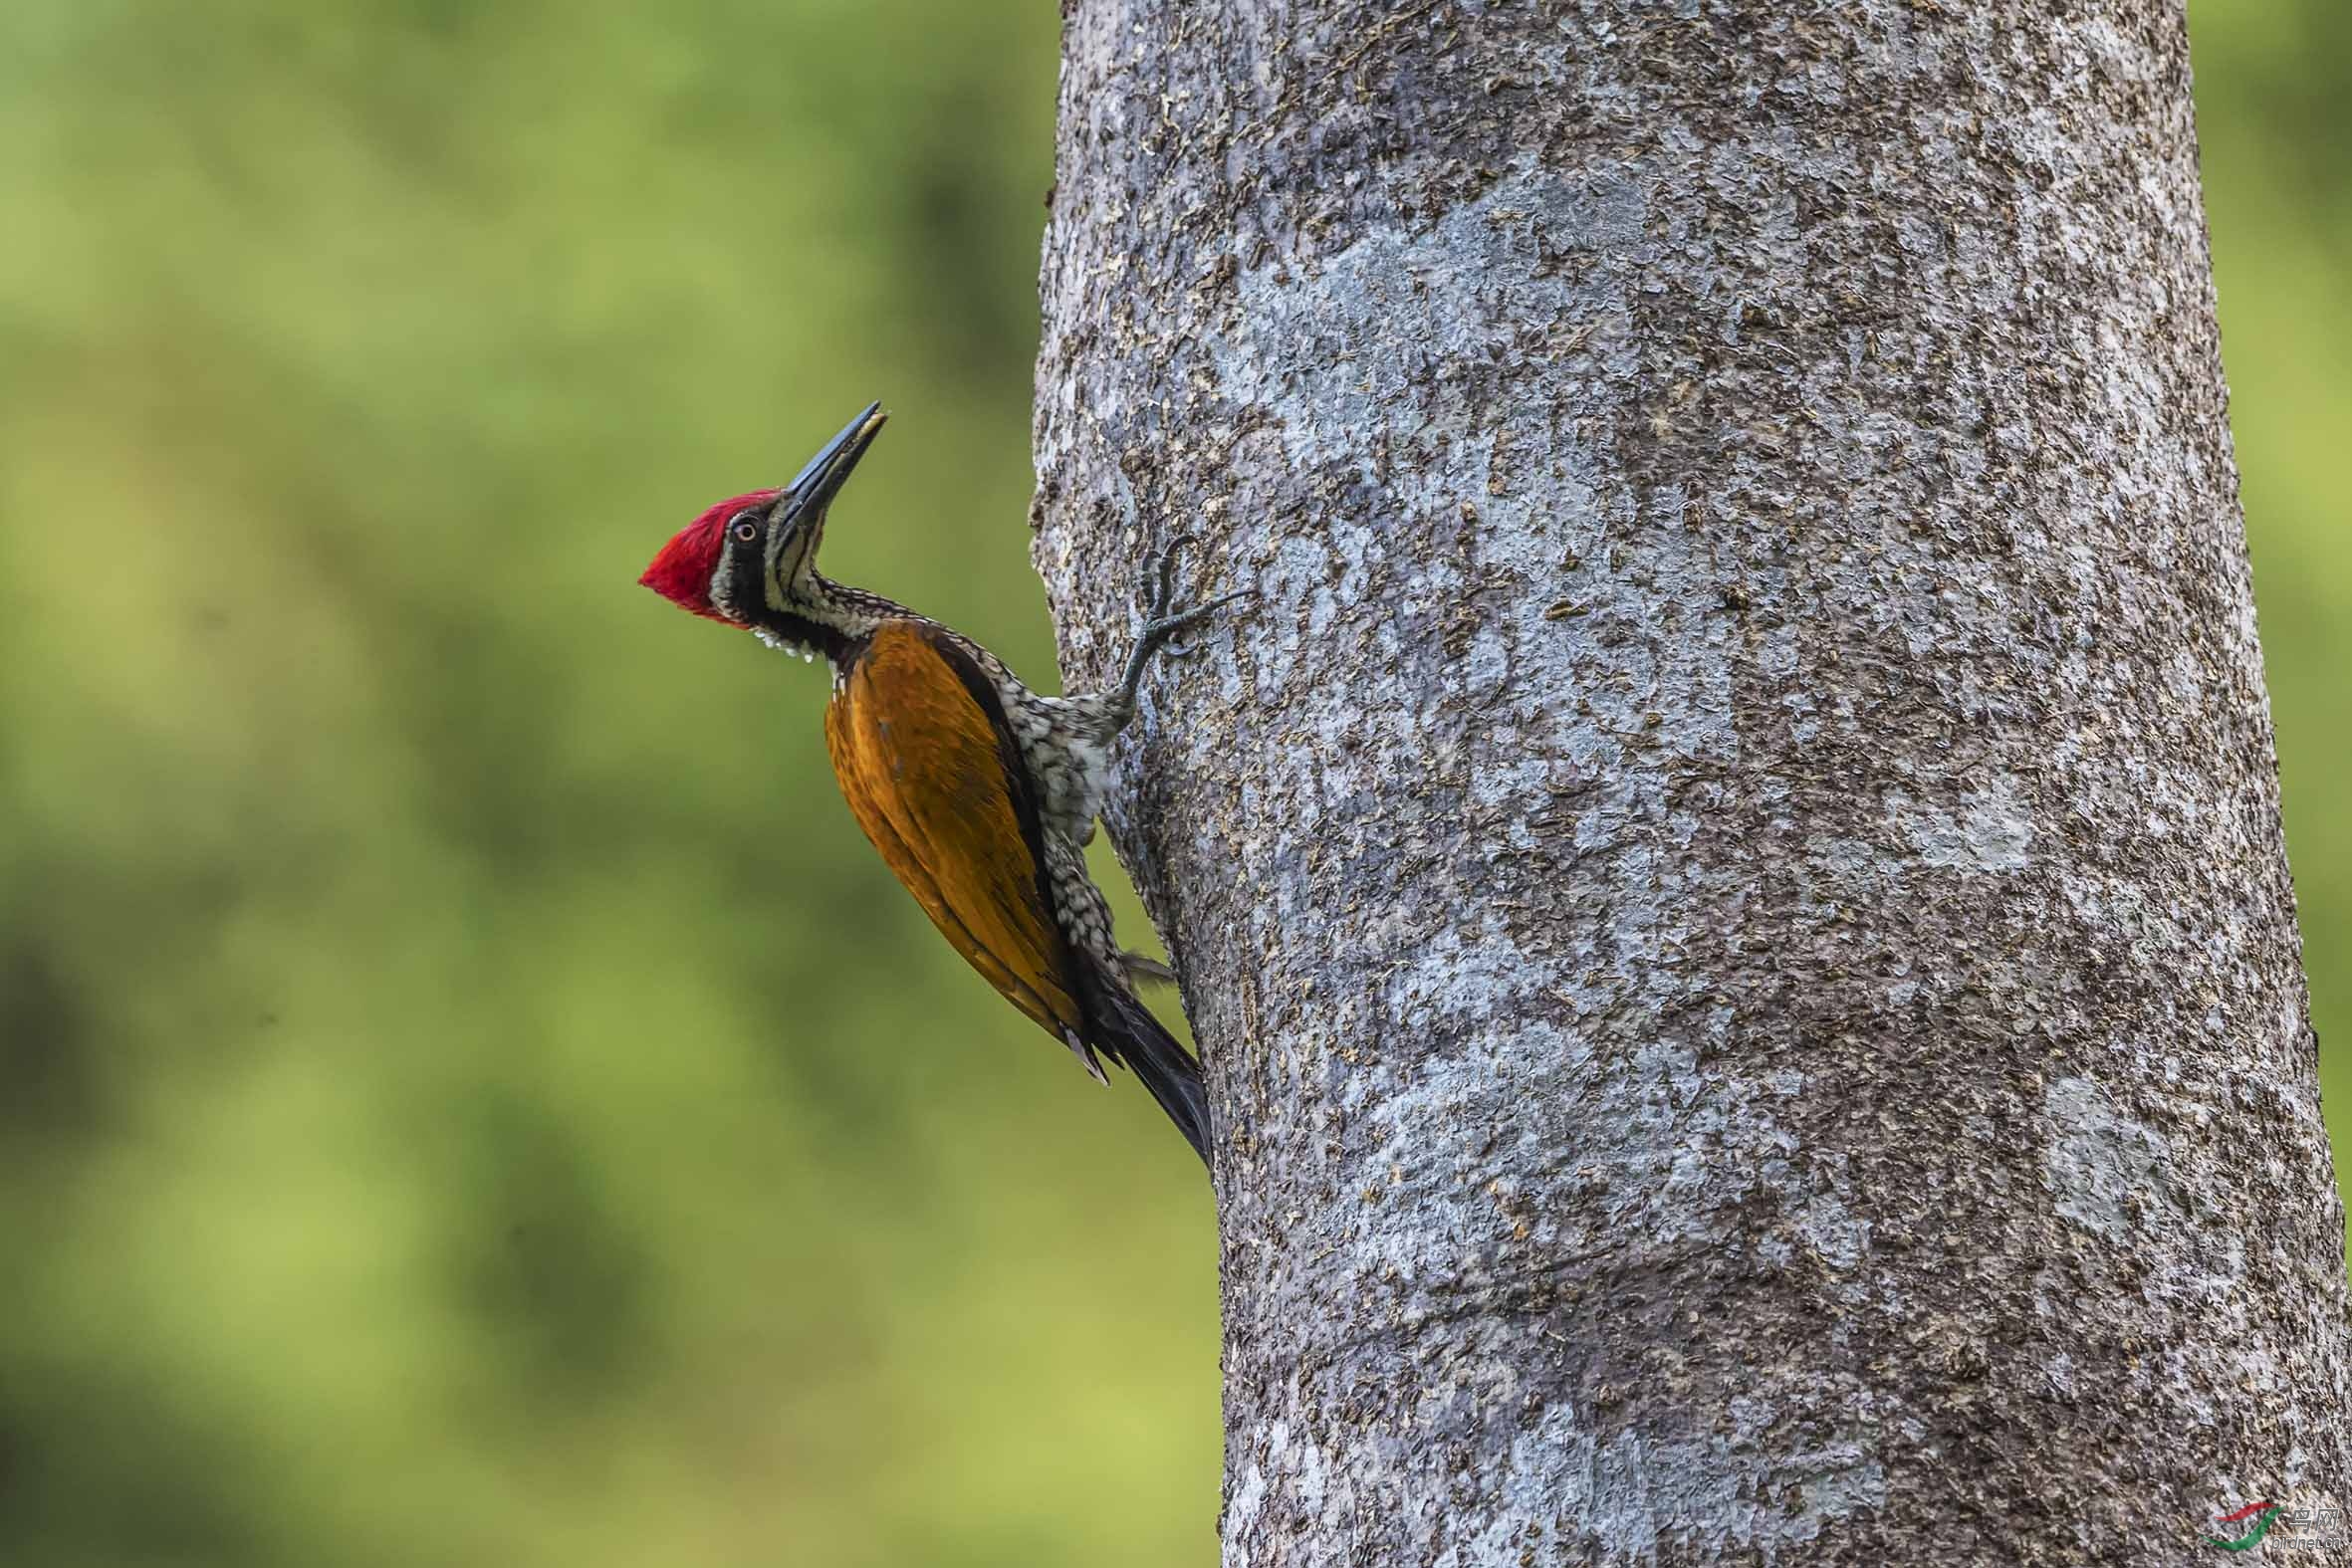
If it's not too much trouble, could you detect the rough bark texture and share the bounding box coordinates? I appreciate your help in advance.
[1031,2,2351,1563]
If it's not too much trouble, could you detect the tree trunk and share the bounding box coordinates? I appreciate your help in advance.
[1031,2,2350,1564]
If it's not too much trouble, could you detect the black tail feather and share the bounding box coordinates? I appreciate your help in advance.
[1083,972,1212,1167]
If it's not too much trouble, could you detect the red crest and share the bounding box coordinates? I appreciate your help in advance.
[639,490,781,622]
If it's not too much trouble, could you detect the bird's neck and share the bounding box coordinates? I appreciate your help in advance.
[750,574,910,677]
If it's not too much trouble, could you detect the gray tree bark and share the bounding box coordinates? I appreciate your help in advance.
[1031,2,2350,1564]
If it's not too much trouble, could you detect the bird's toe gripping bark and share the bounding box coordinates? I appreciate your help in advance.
[1121,951,1178,987]
[1115,537,1255,718]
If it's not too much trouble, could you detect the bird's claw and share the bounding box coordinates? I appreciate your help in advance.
[1145,535,1199,623]
[1117,537,1255,718]
[1139,535,1253,642]
[1146,586,1256,659]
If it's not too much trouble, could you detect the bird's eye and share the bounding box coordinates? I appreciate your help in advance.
[730,514,760,543]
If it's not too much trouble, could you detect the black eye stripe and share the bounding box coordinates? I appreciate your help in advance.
[718,516,770,619]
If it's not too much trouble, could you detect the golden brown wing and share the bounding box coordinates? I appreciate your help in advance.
[823,619,1088,1052]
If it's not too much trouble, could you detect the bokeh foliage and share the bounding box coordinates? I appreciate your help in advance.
[0,2,2342,1563]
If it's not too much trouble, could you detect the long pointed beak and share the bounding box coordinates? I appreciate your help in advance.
[776,402,886,526]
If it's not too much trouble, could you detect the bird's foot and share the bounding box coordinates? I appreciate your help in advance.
[1113,536,1255,721]
[1121,951,1178,988]
[1137,535,1254,661]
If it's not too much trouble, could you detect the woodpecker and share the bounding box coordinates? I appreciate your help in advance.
[638,403,1244,1166]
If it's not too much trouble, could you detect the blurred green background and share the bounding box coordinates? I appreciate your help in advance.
[0,3,2343,1564]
